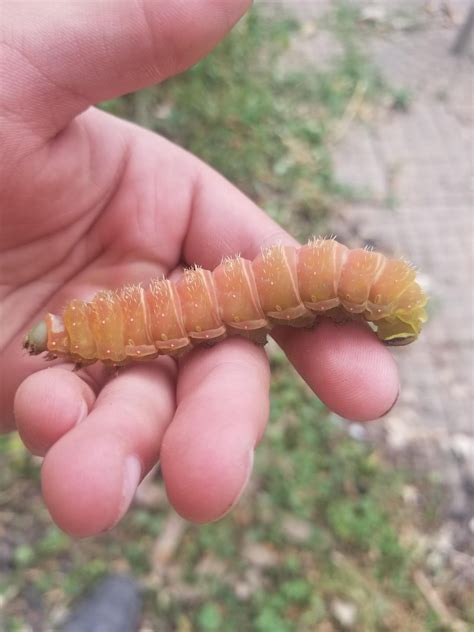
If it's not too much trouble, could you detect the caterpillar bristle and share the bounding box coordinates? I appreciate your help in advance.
[183,267,206,293]
[120,283,141,301]
[261,242,284,262]
[149,278,170,296]
[399,255,417,270]
[222,255,241,276]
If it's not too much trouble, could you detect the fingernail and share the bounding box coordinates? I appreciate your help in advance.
[113,455,142,528]
[382,388,400,417]
[214,448,254,522]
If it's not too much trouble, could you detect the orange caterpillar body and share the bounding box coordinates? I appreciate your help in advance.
[24,239,428,366]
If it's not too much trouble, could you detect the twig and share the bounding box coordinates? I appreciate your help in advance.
[151,511,188,569]
[414,570,467,631]
[329,79,369,145]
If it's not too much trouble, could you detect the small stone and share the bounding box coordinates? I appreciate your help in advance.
[242,542,279,567]
[402,484,419,506]
[281,516,313,543]
[234,581,252,600]
[330,599,358,628]
[361,6,387,25]
[451,433,474,461]
[347,423,367,441]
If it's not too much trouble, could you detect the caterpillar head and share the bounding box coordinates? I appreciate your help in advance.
[23,318,48,355]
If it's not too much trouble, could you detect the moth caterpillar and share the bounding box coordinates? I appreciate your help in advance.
[24,239,428,367]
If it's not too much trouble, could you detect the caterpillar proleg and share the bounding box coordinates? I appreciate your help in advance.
[23,239,428,367]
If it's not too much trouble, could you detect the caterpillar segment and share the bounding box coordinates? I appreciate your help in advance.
[23,240,428,366]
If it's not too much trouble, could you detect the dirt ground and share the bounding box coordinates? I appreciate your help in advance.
[272,0,473,580]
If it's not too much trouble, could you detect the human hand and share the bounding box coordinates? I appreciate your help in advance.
[0,0,399,536]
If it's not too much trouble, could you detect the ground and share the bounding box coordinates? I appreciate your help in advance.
[278,0,474,589]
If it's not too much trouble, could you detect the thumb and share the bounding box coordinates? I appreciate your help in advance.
[1,0,252,138]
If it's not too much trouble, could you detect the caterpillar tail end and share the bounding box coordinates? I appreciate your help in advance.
[382,333,417,347]
[376,307,428,347]
[23,318,48,355]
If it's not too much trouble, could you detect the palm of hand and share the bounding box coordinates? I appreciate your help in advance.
[2,109,195,421]
[0,1,398,536]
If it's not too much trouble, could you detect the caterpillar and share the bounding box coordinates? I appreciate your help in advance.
[23,239,428,367]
